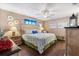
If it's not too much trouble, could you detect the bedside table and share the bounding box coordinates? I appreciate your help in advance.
[11,36,22,45]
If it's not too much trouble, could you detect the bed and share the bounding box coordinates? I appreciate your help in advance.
[22,33,57,54]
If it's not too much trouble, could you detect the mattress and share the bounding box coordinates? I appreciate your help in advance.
[22,33,57,54]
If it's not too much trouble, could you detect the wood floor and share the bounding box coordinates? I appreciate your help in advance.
[11,40,65,56]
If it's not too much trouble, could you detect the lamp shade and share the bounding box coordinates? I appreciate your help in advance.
[10,27,18,32]
[69,14,78,27]
[70,14,77,19]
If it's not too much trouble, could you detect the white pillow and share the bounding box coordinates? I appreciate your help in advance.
[24,29,32,34]
[24,29,39,34]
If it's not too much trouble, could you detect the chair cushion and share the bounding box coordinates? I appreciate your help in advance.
[0,37,13,52]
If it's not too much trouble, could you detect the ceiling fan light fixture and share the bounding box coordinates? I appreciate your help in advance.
[41,8,50,18]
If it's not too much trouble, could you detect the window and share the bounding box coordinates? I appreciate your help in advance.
[24,19,36,25]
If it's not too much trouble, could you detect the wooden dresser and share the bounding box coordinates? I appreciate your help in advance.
[65,27,79,56]
[11,36,22,45]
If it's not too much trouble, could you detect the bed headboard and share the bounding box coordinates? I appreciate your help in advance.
[23,29,39,34]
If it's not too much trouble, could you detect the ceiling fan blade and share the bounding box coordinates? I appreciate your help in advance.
[35,13,41,15]
[46,14,55,18]
[50,9,61,12]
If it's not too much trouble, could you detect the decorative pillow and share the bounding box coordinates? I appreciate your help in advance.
[0,37,13,52]
[42,30,48,33]
[24,29,38,34]
[32,30,38,34]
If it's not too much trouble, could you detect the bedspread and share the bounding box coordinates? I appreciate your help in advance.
[22,33,57,54]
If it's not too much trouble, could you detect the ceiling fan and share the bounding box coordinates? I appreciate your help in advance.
[72,3,79,16]
[35,3,56,18]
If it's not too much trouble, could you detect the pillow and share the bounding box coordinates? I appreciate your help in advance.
[24,29,38,34]
[32,30,38,34]
[0,37,13,52]
[42,30,48,33]
[24,30,32,34]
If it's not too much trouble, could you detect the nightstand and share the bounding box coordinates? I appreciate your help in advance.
[11,36,22,45]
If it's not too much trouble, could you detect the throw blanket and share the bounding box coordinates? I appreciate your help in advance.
[22,33,57,53]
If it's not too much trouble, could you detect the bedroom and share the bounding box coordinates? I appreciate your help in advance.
[0,3,79,56]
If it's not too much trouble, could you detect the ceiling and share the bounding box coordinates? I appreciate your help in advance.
[0,3,79,21]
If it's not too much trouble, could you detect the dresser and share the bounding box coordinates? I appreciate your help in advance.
[65,27,79,56]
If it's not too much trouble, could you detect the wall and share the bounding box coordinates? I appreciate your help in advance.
[0,9,44,34]
[44,17,69,39]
